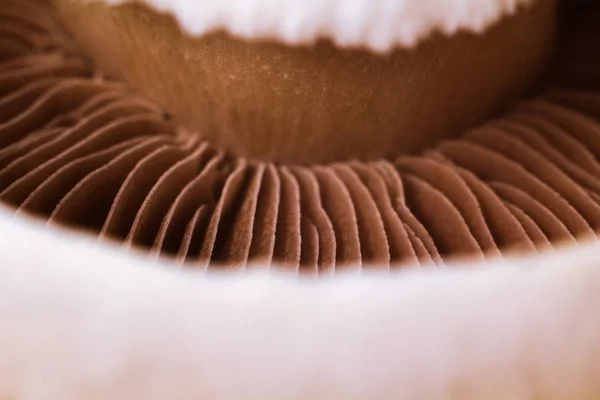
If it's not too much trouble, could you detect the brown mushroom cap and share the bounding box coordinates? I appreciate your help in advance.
[51,0,557,164]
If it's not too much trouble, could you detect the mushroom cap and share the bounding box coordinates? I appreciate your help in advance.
[2,202,600,400]
[3,0,600,398]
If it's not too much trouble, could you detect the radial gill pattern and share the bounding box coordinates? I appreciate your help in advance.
[1,0,600,271]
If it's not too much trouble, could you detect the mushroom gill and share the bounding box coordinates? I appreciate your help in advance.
[0,0,599,272]
[51,0,557,165]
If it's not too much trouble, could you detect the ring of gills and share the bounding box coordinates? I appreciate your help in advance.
[1,0,600,272]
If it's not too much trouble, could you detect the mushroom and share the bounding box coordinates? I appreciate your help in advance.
[52,0,556,164]
[3,0,600,398]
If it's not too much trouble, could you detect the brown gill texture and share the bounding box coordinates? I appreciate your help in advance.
[0,0,599,272]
